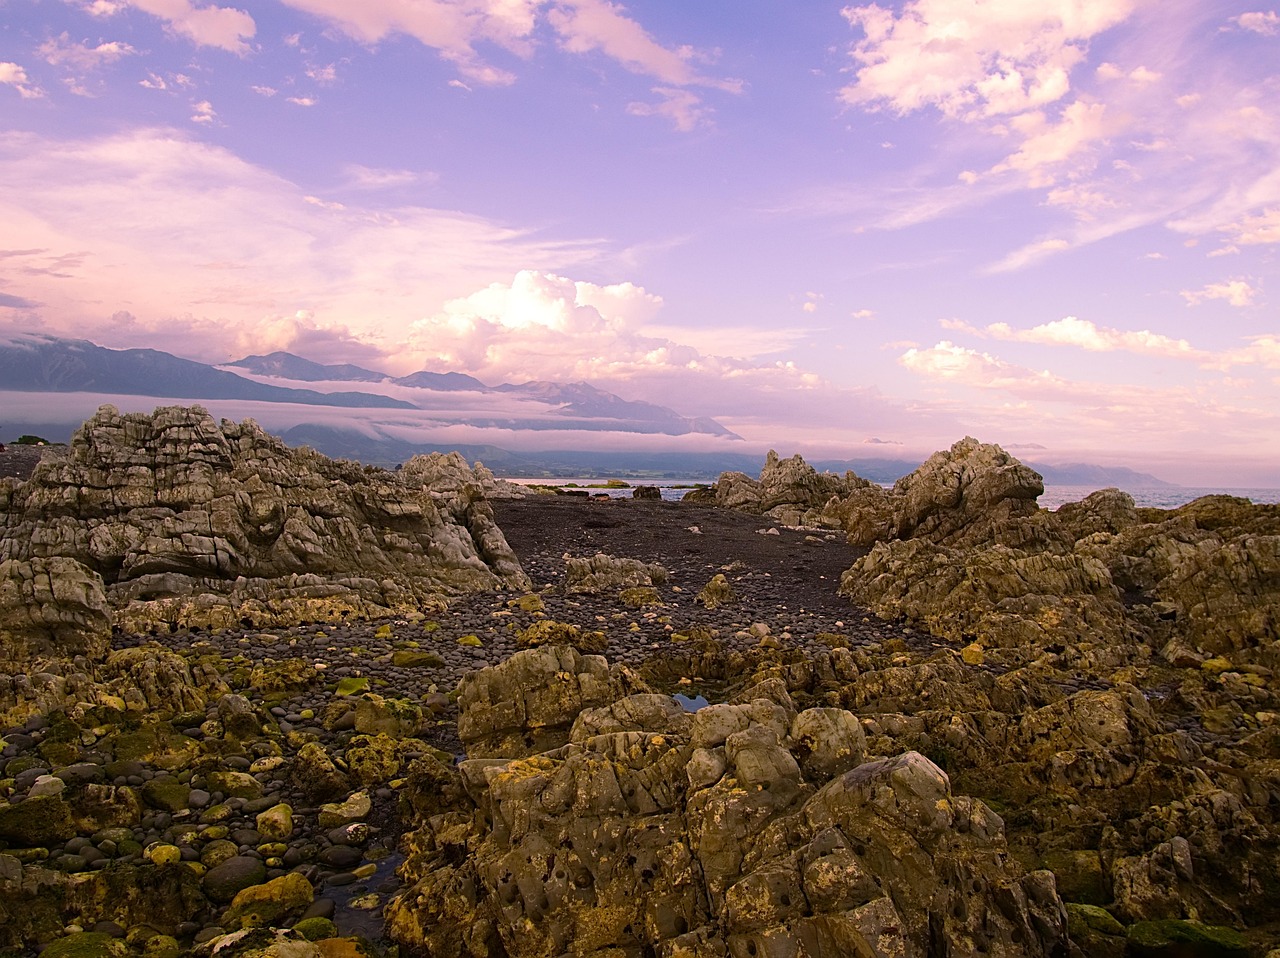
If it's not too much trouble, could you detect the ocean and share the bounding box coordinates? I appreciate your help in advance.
[509,478,1280,510]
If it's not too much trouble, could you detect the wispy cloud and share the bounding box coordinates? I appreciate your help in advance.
[39,33,137,72]
[274,0,738,127]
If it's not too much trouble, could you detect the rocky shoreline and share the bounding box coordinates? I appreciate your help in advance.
[1,407,1278,957]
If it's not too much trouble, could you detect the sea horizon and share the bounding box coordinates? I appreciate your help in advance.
[507,477,1280,510]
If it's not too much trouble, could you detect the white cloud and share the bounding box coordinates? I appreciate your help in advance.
[251,84,277,96]
[1181,279,1258,307]
[943,315,1210,362]
[0,62,44,99]
[1232,11,1279,35]
[286,96,317,106]
[39,33,137,71]
[897,339,1280,461]
[991,100,1109,184]
[190,99,216,123]
[546,0,738,92]
[89,0,257,53]
[306,62,338,83]
[0,127,608,366]
[840,0,1135,119]
[1219,207,1280,246]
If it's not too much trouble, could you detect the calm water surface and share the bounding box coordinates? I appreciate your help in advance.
[508,478,1280,510]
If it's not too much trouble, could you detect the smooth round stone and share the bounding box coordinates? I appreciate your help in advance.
[187,789,211,809]
[318,845,362,868]
[300,897,336,921]
[13,767,50,791]
[193,926,225,945]
[324,871,358,886]
[202,855,268,903]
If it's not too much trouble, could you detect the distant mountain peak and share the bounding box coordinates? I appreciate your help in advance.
[227,352,386,383]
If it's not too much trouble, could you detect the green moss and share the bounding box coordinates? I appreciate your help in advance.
[1042,849,1107,905]
[423,621,439,633]
[0,795,75,847]
[38,933,126,957]
[390,650,444,668]
[1127,919,1248,957]
[1066,903,1125,937]
[141,778,192,813]
[457,634,483,647]
[335,677,370,696]
[618,587,662,609]
[293,916,338,941]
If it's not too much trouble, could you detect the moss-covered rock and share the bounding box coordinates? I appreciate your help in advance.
[1043,849,1107,905]
[292,916,338,941]
[38,931,129,957]
[334,677,369,697]
[0,794,75,846]
[1126,919,1249,957]
[223,872,314,929]
[389,649,444,668]
[140,777,191,812]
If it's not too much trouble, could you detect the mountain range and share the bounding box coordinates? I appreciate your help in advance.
[0,332,1173,486]
[0,334,737,438]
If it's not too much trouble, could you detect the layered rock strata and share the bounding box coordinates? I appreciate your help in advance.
[0,405,529,664]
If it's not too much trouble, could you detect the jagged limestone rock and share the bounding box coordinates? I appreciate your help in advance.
[0,405,530,664]
[704,450,868,527]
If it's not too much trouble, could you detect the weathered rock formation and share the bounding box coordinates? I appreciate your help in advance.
[822,439,1279,662]
[692,450,870,527]
[0,405,529,664]
[387,645,1068,957]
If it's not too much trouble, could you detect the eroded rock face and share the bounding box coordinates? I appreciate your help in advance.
[387,645,1068,958]
[819,439,1280,659]
[823,437,1050,549]
[0,405,529,662]
[699,450,869,527]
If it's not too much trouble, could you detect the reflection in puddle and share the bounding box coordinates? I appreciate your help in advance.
[673,692,710,712]
[328,850,405,943]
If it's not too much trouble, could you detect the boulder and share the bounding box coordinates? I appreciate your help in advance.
[563,553,668,592]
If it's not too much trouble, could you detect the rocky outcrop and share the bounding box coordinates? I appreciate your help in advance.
[696,450,869,527]
[387,645,1068,958]
[0,405,529,663]
[823,440,1280,661]
[822,436,1051,549]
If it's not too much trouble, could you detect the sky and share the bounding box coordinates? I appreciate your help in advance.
[1,0,1278,486]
